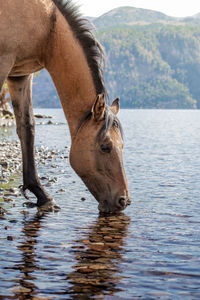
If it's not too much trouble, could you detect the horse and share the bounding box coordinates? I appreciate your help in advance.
[0,0,130,213]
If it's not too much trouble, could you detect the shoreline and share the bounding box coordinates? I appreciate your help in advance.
[0,107,15,128]
[0,138,65,211]
[0,140,22,214]
[0,118,15,127]
[0,140,22,184]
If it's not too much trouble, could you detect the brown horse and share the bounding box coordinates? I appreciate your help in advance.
[0,0,130,213]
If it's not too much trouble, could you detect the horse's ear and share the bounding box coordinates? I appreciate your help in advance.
[110,98,120,115]
[92,94,106,122]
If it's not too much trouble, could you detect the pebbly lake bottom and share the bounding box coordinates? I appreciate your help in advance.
[0,109,200,299]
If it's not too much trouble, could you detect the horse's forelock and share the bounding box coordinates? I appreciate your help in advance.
[76,106,123,142]
[97,107,123,142]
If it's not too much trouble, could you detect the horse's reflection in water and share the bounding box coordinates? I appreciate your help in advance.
[14,212,47,298]
[67,213,130,298]
[14,212,130,298]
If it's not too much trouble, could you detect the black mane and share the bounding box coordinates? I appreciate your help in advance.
[52,0,107,98]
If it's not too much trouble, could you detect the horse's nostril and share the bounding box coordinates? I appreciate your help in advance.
[118,197,126,208]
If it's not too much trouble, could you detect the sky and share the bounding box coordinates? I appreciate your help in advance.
[75,0,199,18]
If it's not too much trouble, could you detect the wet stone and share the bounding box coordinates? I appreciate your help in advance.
[51,164,57,168]
[4,192,18,197]
[57,188,66,192]
[9,219,18,223]
[3,197,14,202]
[49,177,58,183]
[40,176,49,180]
[0,161,8,168]
[7,235,14,241]
[4,226,10,230]
[8,187,18,193]
[34,113,52,119]
[0,207,7,216]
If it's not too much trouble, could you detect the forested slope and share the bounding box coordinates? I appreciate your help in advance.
[33,7,200,108]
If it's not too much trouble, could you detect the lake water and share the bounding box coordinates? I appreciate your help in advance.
[0,109,200,299]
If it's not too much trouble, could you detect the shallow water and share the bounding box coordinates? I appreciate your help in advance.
[0,109,200,299]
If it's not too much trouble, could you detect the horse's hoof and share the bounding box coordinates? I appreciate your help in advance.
[37,200,60,212]
[23,201,37,208]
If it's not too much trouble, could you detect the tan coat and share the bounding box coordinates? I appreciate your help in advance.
[0,0,129,212]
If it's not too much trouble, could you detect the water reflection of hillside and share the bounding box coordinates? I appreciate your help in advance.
[67,214,130,298]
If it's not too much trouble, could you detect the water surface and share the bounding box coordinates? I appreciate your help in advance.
[0,109,200,299]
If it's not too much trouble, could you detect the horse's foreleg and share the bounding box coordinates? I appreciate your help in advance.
[7,75,58,209]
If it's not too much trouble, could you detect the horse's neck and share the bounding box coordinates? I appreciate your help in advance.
[46,12,96,138]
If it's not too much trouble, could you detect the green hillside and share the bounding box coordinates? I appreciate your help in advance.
[97,23,200,108]
[32,6,200,109]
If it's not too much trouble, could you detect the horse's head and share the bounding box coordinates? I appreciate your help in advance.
[70,94,130,213]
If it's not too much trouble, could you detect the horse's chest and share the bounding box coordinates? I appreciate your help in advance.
[9,58,43,77]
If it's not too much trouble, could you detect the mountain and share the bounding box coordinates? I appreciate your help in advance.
[93,6,177,29]
[193,13,200,19]
[93,6,200,29]
[32,71,60,108]
[32,6,200,109]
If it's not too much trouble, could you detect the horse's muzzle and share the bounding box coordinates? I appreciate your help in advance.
[98,196,131,213]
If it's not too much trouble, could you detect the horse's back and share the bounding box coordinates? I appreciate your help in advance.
[0,0,54,76]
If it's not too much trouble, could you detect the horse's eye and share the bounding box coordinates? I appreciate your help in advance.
[100,144,111,153]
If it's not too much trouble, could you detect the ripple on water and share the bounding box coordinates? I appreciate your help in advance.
[1,109,200,299]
